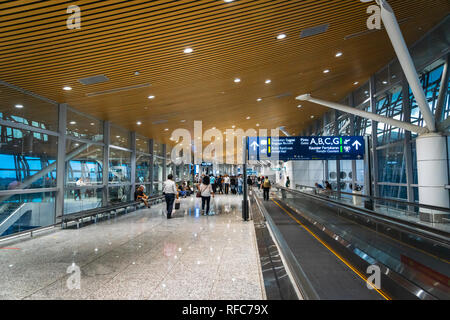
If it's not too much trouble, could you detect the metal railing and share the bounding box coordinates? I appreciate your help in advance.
[294,183,450,227]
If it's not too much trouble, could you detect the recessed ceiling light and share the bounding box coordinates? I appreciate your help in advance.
[136,121,142,125]
[323,69,330,74]
[69,121,76,125]
[15,104,24,109]
[165,128,169,131]
[116,136,120,138]
[224,0,233,2]
[354,81,359,85]
[234,78,241,83]
[256,123,260,127]
[90,122,95,126]
[257,98,262,102]
[212,127,216,129]
[335,52,343,57]
[246,116,251,120]
[232,125,236,129]
[180,120,186,123]
[184,48,193,54]
[265,79,271,84]
[277,34,286,40]
[148,95,155,99]
[134,71,140,76]
[311,115,315,119]
[63,86,72,91]
[297,105,302,108]
[382,81,388,84]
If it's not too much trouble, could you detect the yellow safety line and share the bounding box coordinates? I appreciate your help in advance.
[272,200,391,300]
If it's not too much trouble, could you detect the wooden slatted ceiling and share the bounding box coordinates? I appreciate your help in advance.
[0,0,449,146]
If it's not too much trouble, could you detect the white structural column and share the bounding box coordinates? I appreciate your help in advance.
[416,133,450,222]
[378,0,436,132]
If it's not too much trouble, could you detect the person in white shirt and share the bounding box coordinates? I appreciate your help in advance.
[163,174,178,219]
[198,175,214,215]
[224,175,230,195]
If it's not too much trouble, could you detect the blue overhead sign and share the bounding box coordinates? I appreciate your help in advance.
[248,136,365,161]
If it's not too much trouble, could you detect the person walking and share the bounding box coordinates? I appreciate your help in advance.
[286,176,291,188]
[163,174,178,219]
[198,175,214,215]
[238,175,243,195]
[224,175,230,195]
[262,176,271,201]
[210,175,216,194]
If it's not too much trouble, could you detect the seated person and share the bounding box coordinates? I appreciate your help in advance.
[315,182,324,189]
[134,185,150,208]
[177,184,187,198]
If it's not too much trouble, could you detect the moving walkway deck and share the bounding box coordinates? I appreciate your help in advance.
[252,187,450,300]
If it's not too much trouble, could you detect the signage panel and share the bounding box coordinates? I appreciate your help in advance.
[248,136,365,161]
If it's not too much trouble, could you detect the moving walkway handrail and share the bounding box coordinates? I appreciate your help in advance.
[294,184,450,213]
[281,185,450,243]
[252,192,320,300]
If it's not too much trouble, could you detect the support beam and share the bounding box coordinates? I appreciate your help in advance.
[435,54,449,124]
[377,0,436,132]
[102,121,110,205]
[55,104,67,219]
[149,139,154,195]
[296,94,427,134]
[130,131,136,200]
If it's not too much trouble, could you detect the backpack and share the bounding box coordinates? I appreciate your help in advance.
[263,179,271,188]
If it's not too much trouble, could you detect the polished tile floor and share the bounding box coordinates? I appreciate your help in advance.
[0,195,265,300]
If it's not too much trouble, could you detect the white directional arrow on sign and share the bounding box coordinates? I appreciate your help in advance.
[352,140,362,150]
[250,141,259,151]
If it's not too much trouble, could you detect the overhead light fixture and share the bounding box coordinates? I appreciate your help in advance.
[15,104,24,109]
[234,78,241,83]
[184,48,193,54]
[335,52,343,57]
[116,136,120,138]
[180,120,186,123]
[382,81,388,85]
[297,105,302,108]
[265,79,271,84]
[134,71,140,76]
[323,69,330,74]
[257,98,262,102]
[311,115,315,119]
[224,0,234,2]
[256,123,260,127]
[354,81,359,85]
[137,121,142,125]
[69,121,76,125]
[165,128,169,131]
[63,86,72,91]
[246,116,251,120]
[277,34,286,40]
[90,122,95,126]
[148,95,155,99]
[232,125,236,129]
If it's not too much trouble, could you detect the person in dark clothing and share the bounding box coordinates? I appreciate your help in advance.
[262,176,271,201]
[134,185,150,208]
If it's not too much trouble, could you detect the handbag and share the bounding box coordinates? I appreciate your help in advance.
[174,199,181,210]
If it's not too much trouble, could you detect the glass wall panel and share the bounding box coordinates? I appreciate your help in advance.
[64,187,103,215]
[109,148,131,183]
[153,156,164,182]
[0,124,57,190]
[377,145,407,184]
[378,185,407,200]
[108,185,131,203]
[136,134,149,153]
[110,125,130,149]
[136,154,151,183]
[153,142,164,158]
[0,83,58,132]
[66,109,103,142]
[65,140,103,187]
[0,191,55,237]
[375,84,404,145]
